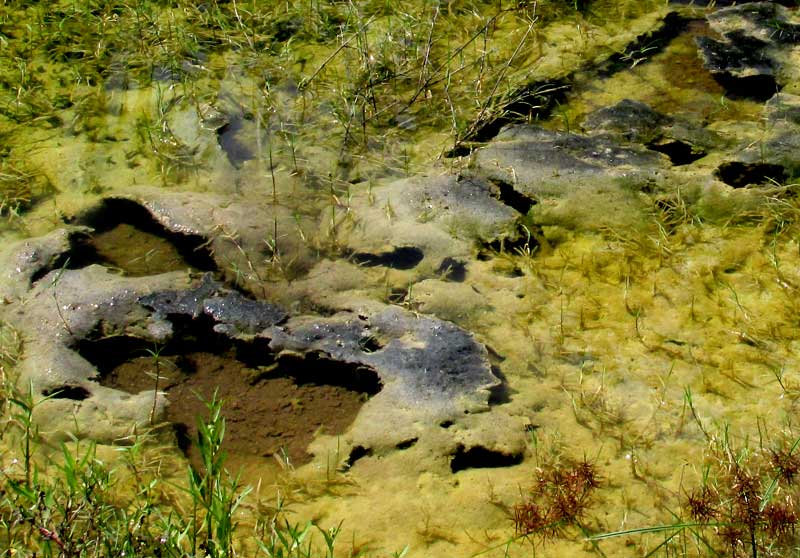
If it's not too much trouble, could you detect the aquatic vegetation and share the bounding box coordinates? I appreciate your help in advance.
[0,156,52,218]
[0,378,345,557]
[591,430,800,558]
[513,457,601,543]
[7,0,800,556]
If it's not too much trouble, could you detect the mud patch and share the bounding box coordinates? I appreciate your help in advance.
[102,348,371,465]
[81,320,379,466]
[77,198,216,275]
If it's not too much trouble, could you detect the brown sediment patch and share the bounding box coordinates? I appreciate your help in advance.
[89,223,198,276]
[102,348,370,466]
[77,198,217,276]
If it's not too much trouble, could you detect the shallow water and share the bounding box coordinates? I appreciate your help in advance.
[5,1,800,556]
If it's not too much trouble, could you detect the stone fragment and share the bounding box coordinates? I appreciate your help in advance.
[696,2,800,99]
[471,124,667,231]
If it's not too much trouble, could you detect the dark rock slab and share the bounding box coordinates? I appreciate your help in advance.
[140,276,498,413]
[481,125,664,174]
[470,124,667,231]
[139,273,287,335]
[696,2,800,99]
[583,99,724,165]
[139,273,222,319]
[266,306,500,414]
[204,294,288,335]
[583,99,670,144]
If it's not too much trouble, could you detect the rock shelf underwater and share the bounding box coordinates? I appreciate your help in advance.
[6,0,800,556]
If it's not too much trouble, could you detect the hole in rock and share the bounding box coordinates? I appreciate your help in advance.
[351,246,424,270]
[711,73,778,102]
[42,385,91,401]
[216,114,254,167]
[358,334,383,354]
[481,222,542,261]
[436,257,467,282]
[84,329,381,465]
[647,140,706,166]
[344,445,373,469]
[75,198,217,276]
[488,366,512,406]
[396,438,418,450]
[715,162,788,188]
[450,445,523,473]
[488,178,536,215]
[439,420,454,429]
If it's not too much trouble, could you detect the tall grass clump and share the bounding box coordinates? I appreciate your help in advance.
[0,375,345,557]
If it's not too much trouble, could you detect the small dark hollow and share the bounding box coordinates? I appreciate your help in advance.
[712,73,778,102]
[42,385,92,401]
[488,366,512,406]
[29,231,99,284]
[172,423,192,455]
[276,351,383,395]
[488,178,537,215]
[358,335,384,353]
[216,115,254,167]
[715,161,788,188]
[76,335,155,376]
[439,420,454,429]
[450,444,523,473]
[396,437,418,450]
[445,144,474,158]
[344,445,373,469]
[76,198,217,273]
[352,246,424,270]
[387,287,409,304]
[647,140,706,166]
[437,257,467,282]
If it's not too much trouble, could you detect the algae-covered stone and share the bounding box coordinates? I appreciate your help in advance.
[471,124,668,231]
[265,304,500,417]
[583,99,669,144]
[696,2,800,99]
[0,227,90,302]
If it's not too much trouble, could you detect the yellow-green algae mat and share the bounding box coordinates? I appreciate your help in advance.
[5,1,800,556]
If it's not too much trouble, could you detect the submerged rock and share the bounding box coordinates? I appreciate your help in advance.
[583,99,723,165]
[470,124,668,231]
[696,2,800,99]
[0,227,90,302]
[0,220,501,451]
[583,99,670,144]
[266,305,499,415]
[140,273,288,335]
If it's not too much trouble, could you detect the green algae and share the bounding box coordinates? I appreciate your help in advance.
[6,1,800,557]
